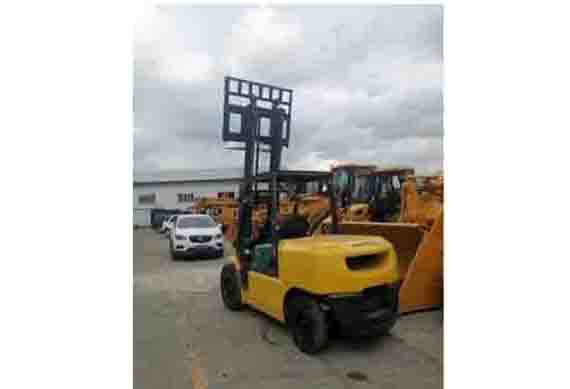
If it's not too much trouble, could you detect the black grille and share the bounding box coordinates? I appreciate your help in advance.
[362,285,398,311]
[189,235,212,243]
[346,253,383,270]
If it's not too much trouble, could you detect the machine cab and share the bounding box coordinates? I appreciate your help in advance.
[237,170,331,284]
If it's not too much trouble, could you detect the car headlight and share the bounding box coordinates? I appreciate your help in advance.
[215,233,223,240]
[175,235,185,240]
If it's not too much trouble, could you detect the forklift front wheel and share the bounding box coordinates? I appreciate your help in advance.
[221,263,244,311]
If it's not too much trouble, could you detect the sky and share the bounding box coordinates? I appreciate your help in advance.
[134,4,443,175]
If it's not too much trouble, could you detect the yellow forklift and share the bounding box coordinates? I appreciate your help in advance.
[219,77,401,353]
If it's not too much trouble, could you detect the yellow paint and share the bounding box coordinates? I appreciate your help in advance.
[400,175,443,228]
[247,272,288,321]
[330,175,444,314]
[233,235,400,323]
[195,197,239,241]
[336,220,443,313]
[398,209,443,313]
[190,352,208,389]
[278,235,399,294]
[344,203,371,221]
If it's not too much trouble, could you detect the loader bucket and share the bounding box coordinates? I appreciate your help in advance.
[337,222,424,278]
[224,223,237,243]
[398,210,443,313]
[338,216,443,314]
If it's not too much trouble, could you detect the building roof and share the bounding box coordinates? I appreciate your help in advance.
[134,167,244,184]
[253,170,331,183]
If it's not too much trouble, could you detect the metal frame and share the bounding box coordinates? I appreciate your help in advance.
[331,164,377,209]
[222,77,296,281]
[250,171,334,254]
[222,76,293,146]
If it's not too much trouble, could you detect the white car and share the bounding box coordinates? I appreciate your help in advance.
[169,214,224,260]
[160,215,179,234]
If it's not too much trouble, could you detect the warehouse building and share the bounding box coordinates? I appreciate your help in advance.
[133,168,243,226]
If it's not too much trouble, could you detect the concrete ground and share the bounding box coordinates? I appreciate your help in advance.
[134,228,443,389]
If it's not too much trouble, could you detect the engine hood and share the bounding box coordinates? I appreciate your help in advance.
[277,234,399,295]
[281,234,394,256]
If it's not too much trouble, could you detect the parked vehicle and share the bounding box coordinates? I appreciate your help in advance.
[160,215,178,234]
[169,214,224,260]
[151,208,179,230]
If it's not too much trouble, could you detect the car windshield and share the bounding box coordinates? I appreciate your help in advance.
[177,216,216,229]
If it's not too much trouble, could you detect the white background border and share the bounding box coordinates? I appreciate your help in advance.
[1,1,569,388]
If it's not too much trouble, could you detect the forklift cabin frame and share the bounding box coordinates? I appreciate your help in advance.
[239,170,333,281]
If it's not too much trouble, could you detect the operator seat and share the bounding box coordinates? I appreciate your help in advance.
[277,215,310,239]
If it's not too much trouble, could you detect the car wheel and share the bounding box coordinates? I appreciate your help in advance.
[289,296,329,354]
[220,263,243,310]
[169,239,179,261]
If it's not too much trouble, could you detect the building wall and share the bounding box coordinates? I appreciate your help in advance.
[133,180,241,210]
[133,208,151,226]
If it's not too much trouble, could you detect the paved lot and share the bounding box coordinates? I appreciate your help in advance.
[134,228,443,389]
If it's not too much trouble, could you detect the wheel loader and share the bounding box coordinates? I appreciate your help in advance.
[306,162,442,314]
[194,197,239,240]
[231,172,331,244]
[310,164,414,233]
[323,168,444,314]
[219,77,401,353]
[280,175,331,231]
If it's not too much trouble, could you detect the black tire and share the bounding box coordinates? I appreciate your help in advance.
[220,263,244,310]
[278,215,310,239]
[169,239,180,261]
[377,317,397,336]
[289,296,329,354]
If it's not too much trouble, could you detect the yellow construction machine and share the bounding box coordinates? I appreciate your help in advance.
[194,197,239,240]
[286,174,331,230]
[291,193,330,228]
[220,77,401,353]
[309,164,443,314]
[331,172,443,313]
[247,176,331,240]
[311,164,412,233]
[305,163,378,235]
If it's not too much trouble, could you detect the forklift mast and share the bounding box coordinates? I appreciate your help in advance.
[222,76,293,258]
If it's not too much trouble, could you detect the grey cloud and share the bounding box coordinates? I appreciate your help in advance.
[134,5,443,175]
[349,88,443,140]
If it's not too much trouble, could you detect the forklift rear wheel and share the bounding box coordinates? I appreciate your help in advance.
[290,296,329,354]
[221,263,244,310]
